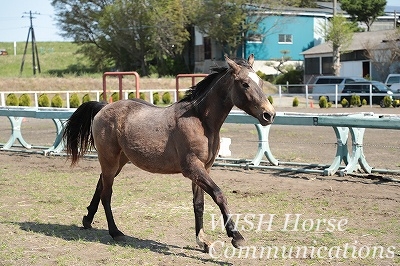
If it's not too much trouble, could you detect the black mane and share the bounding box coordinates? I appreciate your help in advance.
[180,58,251,103]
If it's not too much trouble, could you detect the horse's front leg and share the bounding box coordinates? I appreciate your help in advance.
[192,182,212,252]
[185,164,245,249]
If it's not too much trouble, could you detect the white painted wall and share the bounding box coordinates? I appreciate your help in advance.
[340,61,363,77]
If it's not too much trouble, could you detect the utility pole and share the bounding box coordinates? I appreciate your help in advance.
[333,0,337,16]
[20,11,41,76]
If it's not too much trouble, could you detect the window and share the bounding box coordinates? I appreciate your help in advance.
[304,58,320,75]
[278,34,292,44]
[203,37,211,60]
[321,57,333,75]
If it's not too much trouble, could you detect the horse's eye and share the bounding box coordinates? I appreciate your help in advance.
[242,83,250,89]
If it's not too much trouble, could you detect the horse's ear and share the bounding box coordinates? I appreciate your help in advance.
[247,54,255,67]
[225,54,240,74]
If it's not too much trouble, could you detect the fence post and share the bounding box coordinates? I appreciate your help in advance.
[0,92,4,106]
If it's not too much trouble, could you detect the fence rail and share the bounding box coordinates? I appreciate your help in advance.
[1,106,400,178]
[2,82,399,109]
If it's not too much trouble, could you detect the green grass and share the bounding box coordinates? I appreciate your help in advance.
[0,42,96,78]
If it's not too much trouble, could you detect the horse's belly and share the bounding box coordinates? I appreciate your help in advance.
[127,151,181,174]
[121,136,181,174]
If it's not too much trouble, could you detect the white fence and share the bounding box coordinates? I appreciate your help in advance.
[1,83,399,108]
[0,89,183,108]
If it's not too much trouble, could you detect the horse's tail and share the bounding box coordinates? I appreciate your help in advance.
[63,101,107,165]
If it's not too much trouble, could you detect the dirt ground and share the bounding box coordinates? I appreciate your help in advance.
[0,105,399,265]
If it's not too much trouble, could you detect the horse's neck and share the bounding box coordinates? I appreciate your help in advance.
[196,78,234,130]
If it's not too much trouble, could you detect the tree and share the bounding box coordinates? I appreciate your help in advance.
[51,0,194,75]
[363,29,400,80]
[321,15,355,76]
[193,0,287,58]
[340,0,387,31]
[266,50,292,74]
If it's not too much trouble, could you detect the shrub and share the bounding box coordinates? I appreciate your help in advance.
[256,70,267,81]
[82,93,91,103]
[341,98,349,107]
[350,94,361,107]
[319,96,328,108]
[19,93,31,106]
[292,97,299,107]
[51,94,63,108]
[153,92,160,105]
[128,92,136,99]
[111,92,119,102]
[267,95,274,105]
[6,93,19,106]
[69,93,80,108]
[327,102,332,108]
[361,99,367,106]
[139,92,146,101]
[38,94,50,107]
[274,65,303,86]
[383,95,392,108]
[162,92,172,104]
[178,91,185,101]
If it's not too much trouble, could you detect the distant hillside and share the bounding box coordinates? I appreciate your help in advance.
[0,42,96,78]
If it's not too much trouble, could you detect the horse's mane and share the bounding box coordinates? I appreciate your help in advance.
[180,58,251,103]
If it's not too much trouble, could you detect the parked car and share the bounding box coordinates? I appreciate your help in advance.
[311,76,369,102]
[341,81,393,107]
[384,74,400,88]
[389,83,400,100]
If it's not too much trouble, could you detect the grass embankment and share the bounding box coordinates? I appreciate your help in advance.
[0,42,194,94]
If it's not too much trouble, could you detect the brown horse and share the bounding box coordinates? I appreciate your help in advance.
[62,54,275,252]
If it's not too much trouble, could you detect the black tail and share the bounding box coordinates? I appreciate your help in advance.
[63,101,107,165]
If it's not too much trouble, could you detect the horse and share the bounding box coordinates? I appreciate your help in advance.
[62,54,276,252]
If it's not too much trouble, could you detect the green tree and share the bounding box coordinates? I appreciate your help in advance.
[340,0,386,31]
[321,15,355,76]
[194,0,280,57]
[51,0,193,75]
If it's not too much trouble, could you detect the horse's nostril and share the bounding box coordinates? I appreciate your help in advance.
[263,112,275,123]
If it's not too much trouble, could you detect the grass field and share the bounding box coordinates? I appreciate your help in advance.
[0,42,94,78]
[0,42,200,102]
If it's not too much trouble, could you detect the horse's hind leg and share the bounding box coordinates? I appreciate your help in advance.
[82,153,129,241]
[82,175,103,229]
[98,153,129,241]
[192,183,212,252]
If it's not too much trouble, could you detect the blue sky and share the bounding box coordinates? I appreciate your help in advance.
[0,0,399,42]
[0,0,68,42]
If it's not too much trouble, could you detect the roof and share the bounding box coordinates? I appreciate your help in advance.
[302,29,399,56]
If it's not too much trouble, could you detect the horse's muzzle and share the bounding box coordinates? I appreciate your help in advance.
[260,111,276,126]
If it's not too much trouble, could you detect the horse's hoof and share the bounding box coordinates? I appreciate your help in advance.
[231,236,245,248]
[203,243,210,253]
[82,216,92,229]
[113,234,126,242]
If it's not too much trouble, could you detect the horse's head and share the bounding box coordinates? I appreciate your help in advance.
[226,54,276,126]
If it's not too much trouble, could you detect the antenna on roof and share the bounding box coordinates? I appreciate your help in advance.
[20,11,41,76]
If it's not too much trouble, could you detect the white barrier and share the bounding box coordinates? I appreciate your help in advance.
[1,107,400,177]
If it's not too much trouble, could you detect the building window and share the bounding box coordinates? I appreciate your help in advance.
[204,37,211,60]
[304,57,320,75]
[321,57,333,75]
[278,34,292,44]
